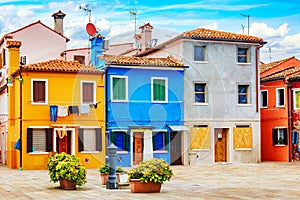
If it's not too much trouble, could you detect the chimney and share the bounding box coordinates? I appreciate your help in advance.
[139,23,153,50]
[6,40,22,76]
[52,10,66,35]
[90,35,104,68]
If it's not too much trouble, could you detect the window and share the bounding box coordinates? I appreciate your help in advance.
[78,128,102,152]
[272,128,287,145]
[81,81,95,104]
[294,90,300,109]
[194,46,205,61]
[111,76,128,101]
[237,47,249,63]
[152,77,168,103]
[1,48,6,67]
[276,88,285,107]
[190,125,210,149]
[233,126,252,149]
[238,84,250,104]
[74,55,85,64]
[152,131,168,151]
[31,79,48,104]
[110,131,129,151]
[27,128,53,153]
[195,83,207,103]
[261,90,268,108]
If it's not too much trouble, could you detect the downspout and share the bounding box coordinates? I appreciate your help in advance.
[19,67,23,170]
[255,43,264,112]
[285,80,293,162]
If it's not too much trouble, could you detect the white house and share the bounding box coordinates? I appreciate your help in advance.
[137,28,266,165]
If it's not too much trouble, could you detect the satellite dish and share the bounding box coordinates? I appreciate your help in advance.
[86,23,97,36]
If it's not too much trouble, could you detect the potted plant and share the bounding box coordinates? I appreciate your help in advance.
[99,164,126,185]
[127,158,174,193]
[47,152,87,190]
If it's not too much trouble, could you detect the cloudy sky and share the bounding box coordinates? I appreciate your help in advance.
[0,0,299,63]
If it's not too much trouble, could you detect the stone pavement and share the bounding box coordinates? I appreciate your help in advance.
[1,162,300,200]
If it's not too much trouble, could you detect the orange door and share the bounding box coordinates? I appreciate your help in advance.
[215,128,227,162]
[133,132,143,165]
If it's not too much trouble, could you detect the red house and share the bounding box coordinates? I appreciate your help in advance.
[260,57,300,161]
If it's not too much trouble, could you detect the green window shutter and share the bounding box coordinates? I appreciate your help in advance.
[272,129,278,145]
[110,132,116,145]
[45,128,53,152]
[78,128,84,152]
[165,132,169,150]
[113,77,125,100]
[96,128,102,151]
[27,128,33,153]
[153,79,165,101]
[296,91,300,108]
[125,132,129,151]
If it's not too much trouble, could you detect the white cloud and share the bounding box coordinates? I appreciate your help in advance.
[251,22,289,39]
[203,22,218,30]
[95,18,111,33]
[280,33,300,48]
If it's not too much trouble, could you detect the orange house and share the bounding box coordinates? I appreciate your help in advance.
[261,57,300,162]
[6,41,105,170]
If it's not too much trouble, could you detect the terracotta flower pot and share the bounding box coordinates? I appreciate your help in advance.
[59,179,76,190]
[129,179,162,193]
[100,173,121,185]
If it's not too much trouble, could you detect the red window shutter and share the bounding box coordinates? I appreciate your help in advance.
[83,82,93,103]
[33,81,45,102]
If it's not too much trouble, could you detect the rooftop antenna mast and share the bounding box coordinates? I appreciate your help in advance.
[240,14,250,35]
[241,24,245,34]
[79,4,91,23]
[129,8,137,35]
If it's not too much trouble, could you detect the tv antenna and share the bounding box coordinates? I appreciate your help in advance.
[79,4,91,23]
[240,14,250,35]
[268,47,272,62]
[241,24,245,34]
[129,8,137,35]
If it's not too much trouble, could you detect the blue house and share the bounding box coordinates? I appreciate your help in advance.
[102,55,188,167]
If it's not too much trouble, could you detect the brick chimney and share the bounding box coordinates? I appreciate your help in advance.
[52,10,66,35]
[138,23,153,50]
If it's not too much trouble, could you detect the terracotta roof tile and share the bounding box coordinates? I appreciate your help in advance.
[16,60,101,74]
[261,66,300,81]
[6,40,22,48]
[183,28,264,43]
[101,55,185,67]
[260,56,295,73]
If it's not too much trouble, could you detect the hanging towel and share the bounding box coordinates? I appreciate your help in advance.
[80,104,90,115]
[50,105,58,122]
[14,139,21,150]
[68,106,79,115]
[294,131,299,144]
[58,106,68,117]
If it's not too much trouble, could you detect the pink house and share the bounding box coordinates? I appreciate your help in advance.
[0,10,69,165]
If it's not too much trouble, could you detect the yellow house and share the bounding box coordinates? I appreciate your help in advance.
[6,40,105,170]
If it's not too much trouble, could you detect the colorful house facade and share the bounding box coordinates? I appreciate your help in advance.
[6,41,105,170]
[102,55,188,167]
[137,28,266,165]
[260,57,300,161]
[0,11,69,165]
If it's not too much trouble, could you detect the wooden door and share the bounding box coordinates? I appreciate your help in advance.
[57,130,71,154]
[170,131,182,165]
[133,132,143,165]
[215,128,227,162]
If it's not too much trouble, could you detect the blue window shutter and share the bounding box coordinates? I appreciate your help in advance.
[125,132,129,151]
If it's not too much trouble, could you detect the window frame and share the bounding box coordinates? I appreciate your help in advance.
[194,82,208,104]
[237,84,250,105]
[152,131,168,152]
[74,55,85,64]
[111,75,128,102]
[78,128,102,152]
[237,46,250,64]
[276,88,285,107]
[31,78,48,105]
[110,130,129,152]
[81,80,96,105]
[261,90,268,108]
[151,77,168,103]
[194,45,206,62]
[27,127,53,154]
[293,89,300,110]
[272,127,288,146]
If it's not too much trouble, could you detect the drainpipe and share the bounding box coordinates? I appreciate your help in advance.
[284,79,293,162]
[19,67,23,170]
[255,44,264,112]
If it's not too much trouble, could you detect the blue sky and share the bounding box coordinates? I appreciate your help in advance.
[0,0,299,63]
